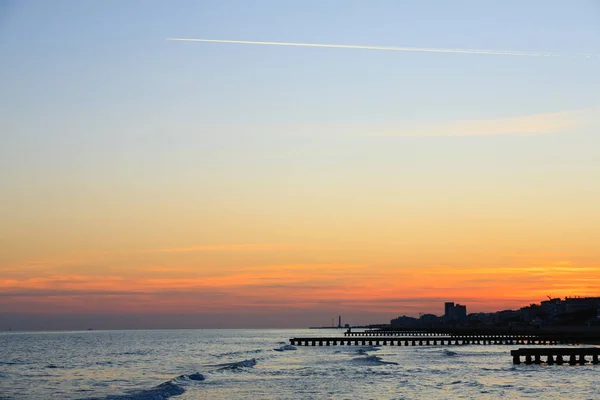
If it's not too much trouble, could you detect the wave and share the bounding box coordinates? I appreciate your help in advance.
[83,373,205,400]
[273,344,296,352]
[462,350,501,357]
[94,381,184,400]
[494,383,515,388]
[481,367,506,372]
[215,349,263,358]
[442,379,483,388]
[116,350,151,356]
[214,358,257,372]
[442,349,457,357]
[362,346,381,352]
[355,346,381,356]
[0,360,26,365]
[175,373,205,382]
[350,355,399,366]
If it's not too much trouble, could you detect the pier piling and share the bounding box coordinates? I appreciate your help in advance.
[510,348,600,366]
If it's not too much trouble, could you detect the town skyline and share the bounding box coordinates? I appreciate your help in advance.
[3,294,600,331]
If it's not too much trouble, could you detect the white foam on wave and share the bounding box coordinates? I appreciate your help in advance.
[215,349,264,358]
[357,346,381,353]
[214,358,257,372]
[85,381,184,400]
[0,360,26,365]
[274,344,297,352]
[350,355,399,366]
[84,372,205,400]
[176,373,205,382]
[442,349,458,357]
[115,350,151,356]
[355,346,381,356]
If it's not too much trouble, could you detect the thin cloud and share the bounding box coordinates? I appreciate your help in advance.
[375,108,598,137]
[146,244,291,253]
[167,38,597,58]
[239,264,365,272]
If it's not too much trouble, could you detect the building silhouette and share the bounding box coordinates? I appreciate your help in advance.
[444,302,467,323]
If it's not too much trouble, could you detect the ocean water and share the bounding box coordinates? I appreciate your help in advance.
[0,329,598,399]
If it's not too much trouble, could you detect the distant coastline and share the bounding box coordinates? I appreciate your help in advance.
[309,327,343,329]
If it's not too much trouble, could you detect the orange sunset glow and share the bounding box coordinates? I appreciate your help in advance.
[3,213,600,327]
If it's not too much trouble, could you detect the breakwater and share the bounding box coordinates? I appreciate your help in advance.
[289,335,576,346]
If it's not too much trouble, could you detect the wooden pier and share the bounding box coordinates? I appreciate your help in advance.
[289,335,576,347]
[344,330,449,337]
[344,330,540,338]
[511,348,600,365]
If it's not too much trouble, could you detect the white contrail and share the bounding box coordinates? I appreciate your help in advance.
[167,38,595,58]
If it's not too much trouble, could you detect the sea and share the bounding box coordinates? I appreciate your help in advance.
[0,329,597,399]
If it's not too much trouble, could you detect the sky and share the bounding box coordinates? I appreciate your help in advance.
[1,0,599,330]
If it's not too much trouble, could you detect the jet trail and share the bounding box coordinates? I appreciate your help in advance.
[166,38,594,58]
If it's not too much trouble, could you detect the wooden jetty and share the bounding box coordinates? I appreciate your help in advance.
[344,330,449,337]
[511,347,600,365]
[344,330,539,338]
[289,335,577,347]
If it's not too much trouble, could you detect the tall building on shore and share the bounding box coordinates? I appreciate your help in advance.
[445,302,455,318]
[445,302,467,322]
[455,304,467,320]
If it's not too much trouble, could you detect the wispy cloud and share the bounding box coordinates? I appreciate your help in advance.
[146,244,291,253]
[167,38,597,58]
[375,108,598,137]
[3,259,600,314]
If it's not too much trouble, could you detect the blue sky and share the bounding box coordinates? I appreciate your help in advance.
[2,1,598,171]
[2,1,598,199]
